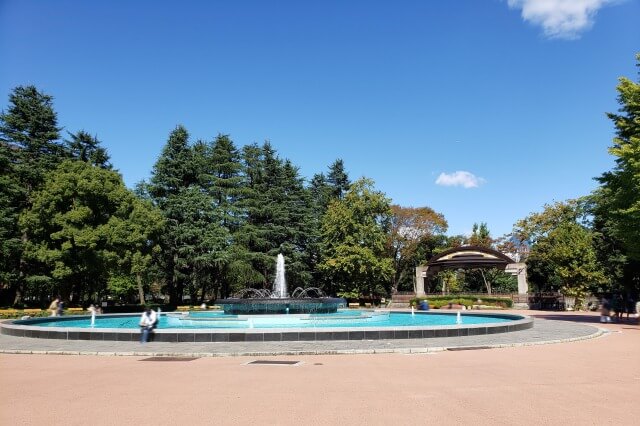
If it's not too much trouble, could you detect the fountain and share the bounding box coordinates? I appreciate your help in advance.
[3,256,535,344]
[272,253,288,298]
[216,254,346,314]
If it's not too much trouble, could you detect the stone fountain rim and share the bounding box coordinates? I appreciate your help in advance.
[1,311,533,342]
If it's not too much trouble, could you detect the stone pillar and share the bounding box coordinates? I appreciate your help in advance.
[415,266,429,296]
[506,263,529,309]
[506,263,528,294]
[516,265,528,295]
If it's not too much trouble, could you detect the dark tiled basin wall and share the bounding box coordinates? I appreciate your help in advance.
[1,312,533,342]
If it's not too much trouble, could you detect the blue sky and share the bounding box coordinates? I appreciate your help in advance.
[1,0,638,237]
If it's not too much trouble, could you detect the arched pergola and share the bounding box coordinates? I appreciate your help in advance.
[414,245,528,296]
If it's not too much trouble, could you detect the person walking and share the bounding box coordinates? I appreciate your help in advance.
[612,294,624,322]
[48,296,60,317]
[600,297,611,323]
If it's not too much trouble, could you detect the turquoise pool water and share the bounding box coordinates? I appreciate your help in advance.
[28,310,515,329]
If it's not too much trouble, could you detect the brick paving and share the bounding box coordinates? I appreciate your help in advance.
[1,310,638,425]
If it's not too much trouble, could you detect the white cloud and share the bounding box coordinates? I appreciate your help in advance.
[507,0,615,39]
[435,171,485,188]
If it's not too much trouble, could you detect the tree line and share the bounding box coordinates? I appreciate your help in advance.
[0,86,457,307]
[1,55,638,307]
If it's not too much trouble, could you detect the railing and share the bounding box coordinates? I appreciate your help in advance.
[395,292,523,300]
[527,293,565,310]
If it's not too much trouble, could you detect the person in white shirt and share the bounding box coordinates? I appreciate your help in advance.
[139,308,157,343]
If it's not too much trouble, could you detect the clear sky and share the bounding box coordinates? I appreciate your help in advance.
[1,0,638,237]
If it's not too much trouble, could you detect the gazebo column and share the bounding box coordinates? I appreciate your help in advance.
[415,266,429,296]
[506,263,528,294]
[506,262,529,309]
[516,265,528,295]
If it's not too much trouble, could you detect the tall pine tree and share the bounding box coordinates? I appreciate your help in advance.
[0,86,66,304]
[148,126,230,304]
[194,134,247,298]
[235,142,314,291]
[148,126,198,303]
[327,159,351,199]
[65,130,112,169]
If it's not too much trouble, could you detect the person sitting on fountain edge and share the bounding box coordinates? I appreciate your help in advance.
[139,307,158,343]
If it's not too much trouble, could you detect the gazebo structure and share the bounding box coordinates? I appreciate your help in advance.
[414,245,528,298]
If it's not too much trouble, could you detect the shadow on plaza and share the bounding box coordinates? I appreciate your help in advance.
[528,311,639,326]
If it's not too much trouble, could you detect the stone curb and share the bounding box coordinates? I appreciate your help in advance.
[0,327,605,358]
[1,311,533,342]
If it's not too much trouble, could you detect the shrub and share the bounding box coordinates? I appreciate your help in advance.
[409,295,513,309]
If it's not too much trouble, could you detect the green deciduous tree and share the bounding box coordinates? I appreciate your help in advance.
[514,200,605,302]
[528,222,606,307]
[595,56,640,260]
[513,199,588,245]
[591,54,640,298]
[387,205,448,294]
[105,197,164,304]
[319,178,393,297]
[19,161,156,303]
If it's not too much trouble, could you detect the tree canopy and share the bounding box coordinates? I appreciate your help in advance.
[319,178,394,297]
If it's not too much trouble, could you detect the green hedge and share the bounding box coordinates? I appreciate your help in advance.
[409,295,513,309]
[0,309,69,319]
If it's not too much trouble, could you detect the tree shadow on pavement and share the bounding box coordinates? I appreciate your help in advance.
[526,312,638,326]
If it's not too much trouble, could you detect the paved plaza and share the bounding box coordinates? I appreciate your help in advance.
[1,310,639,425]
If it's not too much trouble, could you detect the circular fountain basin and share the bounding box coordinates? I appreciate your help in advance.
[1,310,532,342]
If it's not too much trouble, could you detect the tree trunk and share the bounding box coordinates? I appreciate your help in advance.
[199,277,208,304]
[170,254,181,305]
[480,269,492,295]
[392,269,405,295]
[12,283,23,306]
[137,273,145,305]
[13,231,29,306]
[190,284,197,305]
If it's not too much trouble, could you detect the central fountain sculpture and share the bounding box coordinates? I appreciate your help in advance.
[216,254,346,315]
